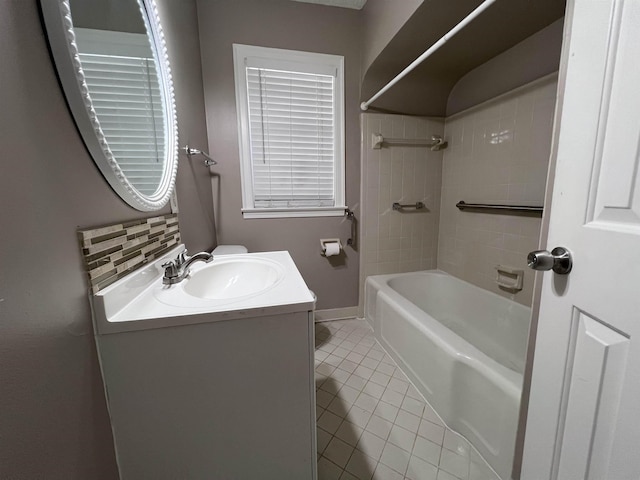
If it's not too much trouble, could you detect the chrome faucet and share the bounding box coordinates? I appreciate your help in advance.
[162,250,213,285]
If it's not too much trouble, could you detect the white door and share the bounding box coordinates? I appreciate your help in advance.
[522,1,640,479]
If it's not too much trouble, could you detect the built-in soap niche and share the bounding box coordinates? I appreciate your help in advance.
[78,214,180,293]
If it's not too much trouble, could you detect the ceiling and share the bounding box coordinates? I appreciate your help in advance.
[289,0,368,9]
[361,0,567,116]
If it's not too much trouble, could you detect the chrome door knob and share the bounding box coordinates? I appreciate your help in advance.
[527,247,572,275]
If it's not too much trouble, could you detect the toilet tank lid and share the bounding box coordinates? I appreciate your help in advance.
[211,245,248,255]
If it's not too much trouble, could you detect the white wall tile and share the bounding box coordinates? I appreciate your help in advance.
[358,113,445,314]
[437,76,557,306]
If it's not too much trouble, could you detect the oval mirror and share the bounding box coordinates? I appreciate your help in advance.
[40,0,178,211]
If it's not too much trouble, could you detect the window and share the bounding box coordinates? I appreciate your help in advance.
[233,44,345,218]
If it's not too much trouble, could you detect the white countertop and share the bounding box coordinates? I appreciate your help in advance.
[91,246,315,335]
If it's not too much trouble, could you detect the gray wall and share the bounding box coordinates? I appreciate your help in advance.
[0,0,211,478]
[360,0,423,75]
[197,0,362,310]
[446,18,564,116]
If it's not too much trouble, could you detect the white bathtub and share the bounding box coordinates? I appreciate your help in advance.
[365,270,531,480]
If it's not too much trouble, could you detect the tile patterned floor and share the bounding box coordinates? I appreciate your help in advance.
[315,319,501,480]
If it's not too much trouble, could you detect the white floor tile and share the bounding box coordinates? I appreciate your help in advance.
[345,449,376,480]
[375,362,396,376]
[354,365,375,381]
[380,442,410,475]
[372,461,405,480]
[422,403,444,426]
[318,410,344,435]
[394,409,420,434]
[345,373,367,392]
[363,381,386,400]
[324,437,355,469]
[339,384,362,404]
[318,456,344,480]
[317,427,333,454]
[406,454,439,480]
[380,388,404,408]
[321,379,343,396]
[317,405,325,420]
[361,356,380,370]
[369,371,392,387]
[357,430,387,461]
[332,346,352,359]
[405,384,422,400]
[341,340,357,351]
[327,396,351,418]
[339,359,360,373]
[387,378,409,395]
[373,401,399,423]
[365,414,393,440]
[348,405,373,429]
[335,420,364,447]
[387,424,416,453]
[354,392,379,413]
[366,349,385,361]
[317,363,338,377]
[315,321,497,480]
[413,435,442,466]
[331,367,352,385]
[353,344,371,356]
[340,470,360,480]
[401,396,426,417]
[325,354,345,367]
[418,418,445,445]
[346,351,365,364]
[317,389,335,408]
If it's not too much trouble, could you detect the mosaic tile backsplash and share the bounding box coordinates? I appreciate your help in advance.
[78,214,180,293]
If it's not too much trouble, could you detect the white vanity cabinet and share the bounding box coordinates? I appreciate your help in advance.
[91,250,317,479]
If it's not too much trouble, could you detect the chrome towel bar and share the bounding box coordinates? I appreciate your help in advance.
[393,202,425,211]
[456,201,543,214]
[183,145,217,166]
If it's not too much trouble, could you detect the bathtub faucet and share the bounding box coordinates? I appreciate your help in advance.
[162,250,213,285]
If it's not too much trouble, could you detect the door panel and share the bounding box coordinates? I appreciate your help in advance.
[522,1,640,479]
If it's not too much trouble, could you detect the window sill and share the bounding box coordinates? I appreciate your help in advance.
[242,207,347,219]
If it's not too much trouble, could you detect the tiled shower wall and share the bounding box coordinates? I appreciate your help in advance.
[438,75,558,306]
[359,75,557,311]
[358,114,445,315]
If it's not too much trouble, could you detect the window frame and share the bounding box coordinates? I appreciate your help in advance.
[233,44,346,219]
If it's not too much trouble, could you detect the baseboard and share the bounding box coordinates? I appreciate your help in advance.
[314,306,358,322]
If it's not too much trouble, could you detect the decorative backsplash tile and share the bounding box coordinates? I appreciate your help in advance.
[78,214,180,293]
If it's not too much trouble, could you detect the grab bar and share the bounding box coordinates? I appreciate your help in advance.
[456,201,543,213]
[346,208,356,247]
[393,202,425,211]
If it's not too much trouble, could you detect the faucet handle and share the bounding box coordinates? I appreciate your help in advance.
[161,260,179,280]
[175,249,189,267]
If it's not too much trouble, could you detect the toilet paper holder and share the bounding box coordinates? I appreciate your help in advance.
[320,238,343,257]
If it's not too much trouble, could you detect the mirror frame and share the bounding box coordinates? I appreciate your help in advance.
[40,0,179,211]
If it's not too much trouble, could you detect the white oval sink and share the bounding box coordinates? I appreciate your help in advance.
[183,258,284,300]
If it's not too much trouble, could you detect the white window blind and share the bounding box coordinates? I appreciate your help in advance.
[234,44,345,218]
[247,68,335,208]
[75,29,165,196]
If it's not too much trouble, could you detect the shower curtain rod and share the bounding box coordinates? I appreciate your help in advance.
[360,0,497,111]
